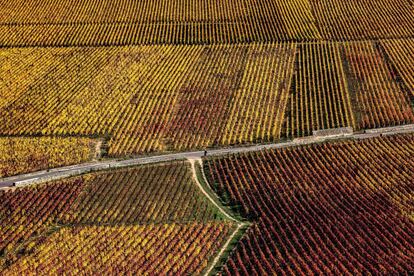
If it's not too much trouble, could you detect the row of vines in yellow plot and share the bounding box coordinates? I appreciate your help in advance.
[0,41,413,156]
[0,137,97,177]
[0,0,320,46]
[1,0,413,46]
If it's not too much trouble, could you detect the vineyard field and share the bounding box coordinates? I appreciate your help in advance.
[342,41,414,129]
[222,43,296,145]
[283,42,355,137]
[1,42,413,156]
[0,177,86,256]
[2,0,414,274]
[0,0,320,46]
[310,0,414,40]
[0,137,97,178]
[0,44,298,155]
[381,38,414,97]
[2,222,232,275]
[159,45,249,151]
[204,134,414,274]
[63,162,222,225]
[1,0,413,46]
[0,161,231,274]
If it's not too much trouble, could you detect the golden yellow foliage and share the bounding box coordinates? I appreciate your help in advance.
[0,0,320,46]
[381,38,414,97]
[0,44,298,156]
[2,223,232,275]
[0,137,96,177]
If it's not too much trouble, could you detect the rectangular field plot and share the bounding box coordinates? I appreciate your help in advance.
[284,42,355,137]
[222,43,296,145]
[342,41,414,129]
[204,134,414,275]
[310,0,414,40]
[0,0,320,46]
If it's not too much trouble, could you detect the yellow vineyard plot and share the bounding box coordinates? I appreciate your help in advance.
[223,43,296,145]
[0,137,97,177]
[381,39,414,97]
[311,0,414,40]
[0,0,319,46]
[284,42,355,137]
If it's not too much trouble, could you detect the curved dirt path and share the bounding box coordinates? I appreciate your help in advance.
[188,158,247,276]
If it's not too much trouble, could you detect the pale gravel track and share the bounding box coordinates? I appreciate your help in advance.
[188,158,247,276]
[204,223,243,276]
[1,124,413,188]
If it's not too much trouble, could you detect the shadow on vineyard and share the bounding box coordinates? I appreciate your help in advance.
[206,182,254,222]
[203,134,414,274]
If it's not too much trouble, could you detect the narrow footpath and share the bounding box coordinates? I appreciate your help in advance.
[188,158,248,276]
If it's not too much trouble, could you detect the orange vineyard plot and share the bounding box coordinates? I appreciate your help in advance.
[342,41,414,129]
[2,223,232,275]
[0,178,86,256]
[310,0,414,40]
[1,161,230,273]
[204,134,414,274]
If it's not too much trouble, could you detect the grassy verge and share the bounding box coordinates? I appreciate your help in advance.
[194,161,246,222]
[205,222,251,276]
